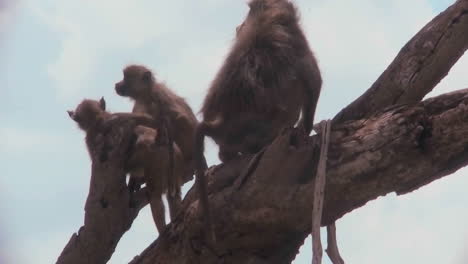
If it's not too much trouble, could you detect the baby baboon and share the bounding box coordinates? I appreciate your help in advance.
[195,0,322,162]
[67,97,153,163]
[68,98,184,232]
[67,98,111,161]
[129,125,185,232]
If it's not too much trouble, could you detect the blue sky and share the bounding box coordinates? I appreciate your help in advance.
[1,0,468,263]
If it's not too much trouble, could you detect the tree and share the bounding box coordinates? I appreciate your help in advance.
[56,0,468,263]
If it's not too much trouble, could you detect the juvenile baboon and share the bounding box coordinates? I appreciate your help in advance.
[67,98,111,161]
[67,97,153,162]
[115,65,198,183]
[195,0,322,162]
[114,66,214,239]
[68,98,184,232]
[129,125,185,232]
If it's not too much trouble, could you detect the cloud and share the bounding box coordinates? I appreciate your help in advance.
[29,0,186,98]
[294,0,437,119]
[27,0,248,101]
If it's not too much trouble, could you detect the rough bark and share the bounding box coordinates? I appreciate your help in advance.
[57,115,151,264]
[130,88,468,264]
[334,0,468,123]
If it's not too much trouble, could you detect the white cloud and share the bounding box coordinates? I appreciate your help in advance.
[299,0,433,72]
[29,0,186,98]
[294,0,438,119]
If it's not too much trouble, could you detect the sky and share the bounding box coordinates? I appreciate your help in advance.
[1,0,467,263]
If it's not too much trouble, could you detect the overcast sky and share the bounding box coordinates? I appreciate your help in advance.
[1,0,468,263]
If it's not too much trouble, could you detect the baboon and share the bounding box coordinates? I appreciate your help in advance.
[193,0,321,242]
[195,0,322,162]
[68,98,184,232]
[129,125,185,232]
[115,65,198,184]
[67,98,111,161]
[114,66,214,239]
[67,97,153,162]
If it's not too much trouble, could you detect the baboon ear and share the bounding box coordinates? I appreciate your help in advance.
[67,110,76,120]
[99,97,106,110]
[142,71,152,83]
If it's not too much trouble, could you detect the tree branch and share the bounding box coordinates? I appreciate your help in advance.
[132,88,468,264]
[57,116,152,264]
[334,0,468,123]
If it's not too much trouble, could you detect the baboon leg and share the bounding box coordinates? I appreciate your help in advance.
[128,170,145,208]
[149,195,166,234]
[167,187,182,221]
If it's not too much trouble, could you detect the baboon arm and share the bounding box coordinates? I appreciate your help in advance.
[193,123,216,243]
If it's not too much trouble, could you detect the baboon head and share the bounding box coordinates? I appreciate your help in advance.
[236,0,297,38]
[68,97,106,131]
[115,65,154,99]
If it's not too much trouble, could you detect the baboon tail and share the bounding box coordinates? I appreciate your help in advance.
[194,122,216,244]
[301,59,322,135]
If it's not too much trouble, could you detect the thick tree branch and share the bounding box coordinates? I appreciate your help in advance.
[132,88,468,264]
[334,0,468,123]
[57,116,152,264]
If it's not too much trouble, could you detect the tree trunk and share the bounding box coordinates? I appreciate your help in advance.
[57,116,149,264]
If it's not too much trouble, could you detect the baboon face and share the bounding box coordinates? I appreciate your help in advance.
[68,98,106,131]
[115,65,153,99]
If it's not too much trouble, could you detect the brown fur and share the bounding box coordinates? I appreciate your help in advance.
[67,98,111,161]
[115,65,198,182]
[196,0,322,163]
[128,125,185,232]
[68,98,184,233]
[114,66,214,239]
